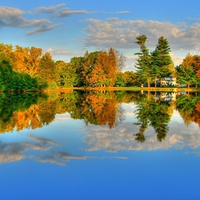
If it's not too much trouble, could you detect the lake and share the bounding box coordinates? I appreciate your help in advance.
[0,90,200,200]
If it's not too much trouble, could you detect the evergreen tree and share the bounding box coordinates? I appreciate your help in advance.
[134,35,153,87]
[151,36,174,86]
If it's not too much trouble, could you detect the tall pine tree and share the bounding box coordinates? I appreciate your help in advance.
[151,36,174,86]
[134,35,153,87]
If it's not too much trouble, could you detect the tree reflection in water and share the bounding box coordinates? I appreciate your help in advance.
[0,91,124,133]
[134,91,200,142]
[0,91,199,144]
[134,91,175,142]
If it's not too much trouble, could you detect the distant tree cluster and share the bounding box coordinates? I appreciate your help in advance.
[134,34,200,88]
[176,54,200,88]
[68,48,128,87]
[0,44,132,91]
[1,36,200,91]
[134,35,175,87]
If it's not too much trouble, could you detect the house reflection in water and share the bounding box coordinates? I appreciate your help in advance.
[159,92,177,102]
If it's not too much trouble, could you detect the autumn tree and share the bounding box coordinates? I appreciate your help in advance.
[87,61,107,87]
[29,46,43,76]
[68,48,124,87]
[194,55,200,79]
[176,54,199,88]
[0,43,14,64]
[37,52,56,89]
[81,51,100,86]
[89,48,121,87]
[93,51,110,86]
[107,47,118,86]
[13,46,42,77]
[13,45,30,74]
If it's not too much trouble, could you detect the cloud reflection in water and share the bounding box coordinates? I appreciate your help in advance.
[83,119,200,152]
[0,135,86,166]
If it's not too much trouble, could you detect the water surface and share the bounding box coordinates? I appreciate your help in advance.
[0,91,199,200]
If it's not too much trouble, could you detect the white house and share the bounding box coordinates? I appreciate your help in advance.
[160,77,177,86]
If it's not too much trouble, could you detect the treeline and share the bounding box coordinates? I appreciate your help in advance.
[0,43,135,91]
[134,35,200,88]
[1,36,200,91]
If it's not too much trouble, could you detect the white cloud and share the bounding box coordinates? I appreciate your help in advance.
[122,54,138,71]
[26,23,61,35]
[0,6,24,19]
[56,8,88,18]
[0,6,60,35]
[116,11,130,14]
[35,3,66,14]
[35,4,88,18]
[84,18,200,52]
[170,52,185,66]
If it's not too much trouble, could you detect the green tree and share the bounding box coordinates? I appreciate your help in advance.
[0,59,41,91]
[69,56,84,86]
[37,52,56,89]
[123,71,136,86]
[55,61,77,87]
[176,54,199,88]
[115,72,126,87]
[151,36,174,86]
[134,35,153,87]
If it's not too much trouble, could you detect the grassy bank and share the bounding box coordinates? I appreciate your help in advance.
[75,86,200,92]
[0,86,199,93]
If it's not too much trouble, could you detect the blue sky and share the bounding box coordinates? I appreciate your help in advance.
[1,0,200,70]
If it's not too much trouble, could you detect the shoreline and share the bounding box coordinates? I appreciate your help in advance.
[0,87,199,93]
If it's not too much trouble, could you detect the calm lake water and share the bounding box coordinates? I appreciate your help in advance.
[0,90,200,200]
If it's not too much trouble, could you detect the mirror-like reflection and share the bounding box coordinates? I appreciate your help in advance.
[0,91,200,200]
[1,90,199,142]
